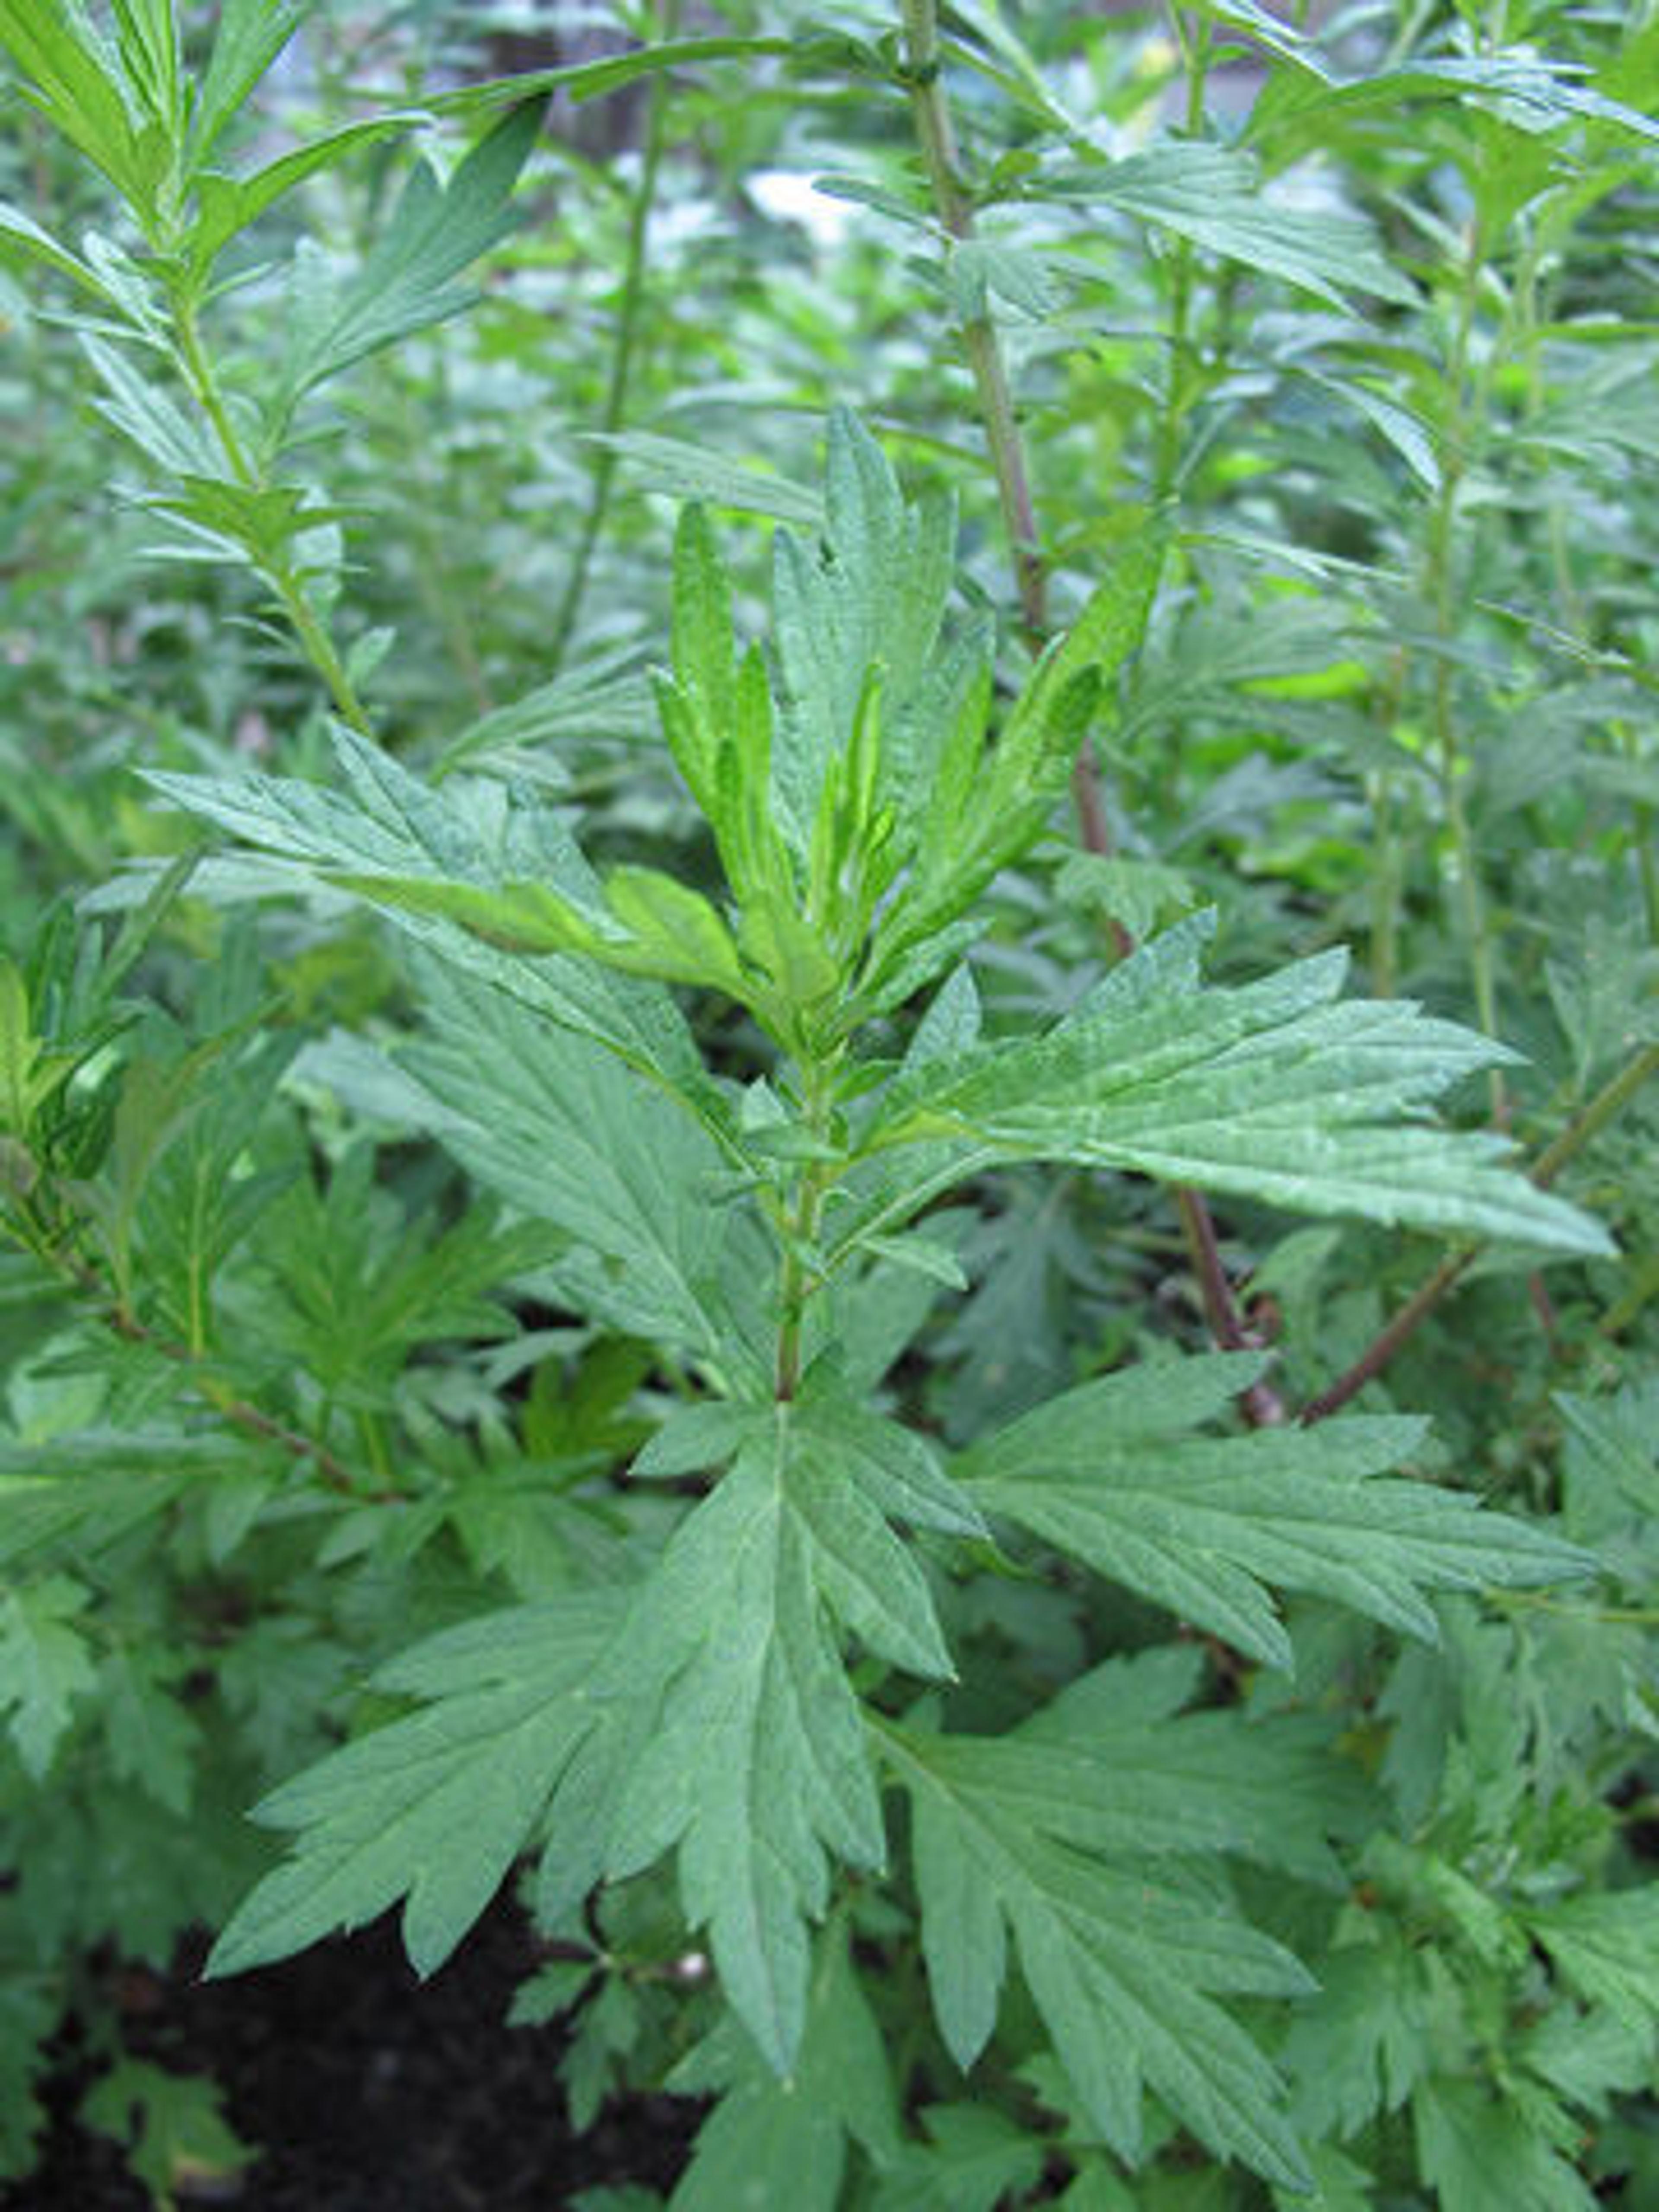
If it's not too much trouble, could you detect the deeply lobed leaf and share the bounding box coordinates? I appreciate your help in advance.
[960,1351,1594,1668]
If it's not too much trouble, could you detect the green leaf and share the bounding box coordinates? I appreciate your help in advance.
[941,0,1079,132]
[867,2103,1048,2212]
[0,199,109,296]
[80,333,221,477]
[589,432,821,528]
[82,2059,257,2212]
[1056,853,1194,943]
[0,3,152,216]
[146,725,709,1093]
[669,1923,899,2212]
[434,648,647,780]
[604,866,753,998]
[145,475,340,570]
[882,1716,1314,2188]
[1044,145,1415,308]
[858,524,1167,1013]
[1412,2076,1598,2212]
[101,1646,201,1815]
[207,1594,627,1978]
[600,1417,896,2069]
[1018,1644,1373,1885]
[806,1394,988,1550]
[860,915,1613,1255]
[658,506,796,918]
[419,36,796,119]
[1251,52,1659,162]
[189,0,312,171]
[1280,1933,1430,2138]
[1525,1891,1659,2035]
[280,98,545,401]
[960,1353,1593,1669]
[385,957,769,1375]
[1271,2145,1377,2212]
[0,1430,239,1575]
[0,954,72,1134]
[945,237,1059,322]
[0,1576,97,1777]
[1188,0,1330,77]
[107,0,181,142]
[771,410,957,857]
[186,115,428,281]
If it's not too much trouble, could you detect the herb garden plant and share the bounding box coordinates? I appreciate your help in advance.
[2,2,1659,2206]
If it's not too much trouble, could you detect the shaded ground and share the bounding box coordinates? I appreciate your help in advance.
[9,1903,697,2209]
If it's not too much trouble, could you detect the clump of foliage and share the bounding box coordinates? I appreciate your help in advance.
[2,1,1658,2206]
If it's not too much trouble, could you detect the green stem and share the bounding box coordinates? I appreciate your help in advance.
[899,0,1046,644]
[10,1217,369,1494]
[1152,6,1213,507]
[171,298,373,734]
[547,0,683,674]
[1424,215,1505,1118]
[1368,763,1402,999]
[774,1061,839,1402]
[897,2,1276,1422]
[897,0,1114,859]
[1530,1041,1659,1189]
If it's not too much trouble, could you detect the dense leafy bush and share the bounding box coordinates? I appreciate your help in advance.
[2,1,1659,2204]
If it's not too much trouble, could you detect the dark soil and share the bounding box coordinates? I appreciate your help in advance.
[7,1902,698,2209]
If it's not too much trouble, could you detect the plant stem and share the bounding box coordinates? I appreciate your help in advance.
[899,0,1046,644]
[896,3,1117,872]
[1367,642,1411,998]
[1299,1248,1475,1426]
[1424,214,1505,1119]
[14,1224,369,1494]
[547,0,683,674]
[1301,1040,1659,1423]
[774,1060,838,1402]
[897,0,1280,1423]
[1176,1188,1285,1424]
[171,298,374,734]
[1152,6,1214,508]
[1529,1041,1659,1189]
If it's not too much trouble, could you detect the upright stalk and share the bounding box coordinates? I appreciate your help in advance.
[1152,6,1214,508]
[774,1055,839,1402]
[1424,215,1506,1119]
[170,297,374,734]
[899,0,1046,646]
[896,1,1280,1421]
[547,0,683,673]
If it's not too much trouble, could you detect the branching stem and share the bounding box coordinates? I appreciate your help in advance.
[898,3,1279,1421]
[7,1218,368,1494]
[1302,1040,1659,1422]
[170,296,374,734]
